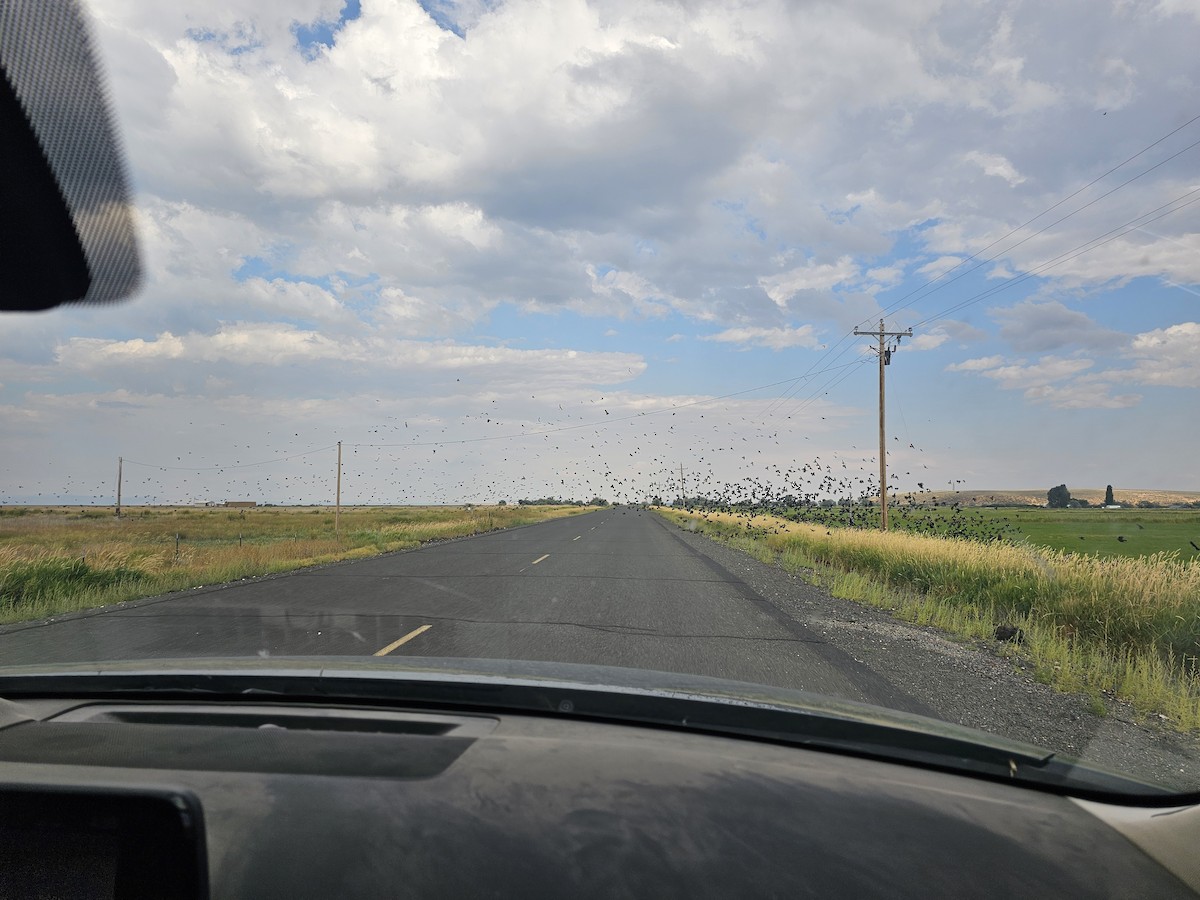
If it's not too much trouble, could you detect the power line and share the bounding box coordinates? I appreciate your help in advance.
[870,131,1200,323]
[763,112,1200,417]
[913,186,1200,329]
[773,355,872,422]
[764,329,884,421]
[852,113,1200,331]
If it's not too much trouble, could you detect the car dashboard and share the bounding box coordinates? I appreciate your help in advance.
[0,683,1196,899]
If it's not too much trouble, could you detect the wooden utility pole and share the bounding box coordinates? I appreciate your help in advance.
[335,441,342,541]
[853,320,912,530]
[115,456,123,517]
[679,463,685,503]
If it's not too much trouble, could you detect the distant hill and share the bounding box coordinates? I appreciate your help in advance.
[912,489,1200,507]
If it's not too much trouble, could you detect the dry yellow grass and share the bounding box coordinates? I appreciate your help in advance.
[0,504,591,624]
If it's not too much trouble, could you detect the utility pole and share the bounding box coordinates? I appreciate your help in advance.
[853,319,912,531]
[335,441,342,541]
[679,463,685,504]
[115,456,123,518]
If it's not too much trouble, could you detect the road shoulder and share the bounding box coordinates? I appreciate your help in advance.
[661,517,1200,791]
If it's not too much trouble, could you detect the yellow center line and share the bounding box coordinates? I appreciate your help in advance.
[531,554,550,565]
[373,624,433,657]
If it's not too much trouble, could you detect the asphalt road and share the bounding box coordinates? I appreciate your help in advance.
[0,509,931,713]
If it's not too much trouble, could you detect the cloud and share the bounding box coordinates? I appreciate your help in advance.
[1124,322,1200,387]
[6,0,1199,501]
[991,299,1127,352]
[1155,0,1200,23]
[945,322,1200,409]
[908,328,950,351]
[1022,382,1141,409]
[701,324,821,350]
[945,352,1142,409]
[1093,57,1136,111]
[55,324,648,388]
[916,256,963,279]
[945,352,1089,388]
[945,355,1005,372]
[978,356,1095,390]
[937,319,988,342]
[580,266,689,319]
[59,326,341,368]
[758,257,859,308]
[964,151,1026,186]
[864,263,905,289]
[83,0,1200,333]
[374,287,492,337]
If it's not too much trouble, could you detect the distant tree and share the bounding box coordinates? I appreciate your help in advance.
[588,497,609,507]
[1105,485,1115,506]
[497,500,507,506]
[650,495,663,506]
[1047,484,1072,508]
[1077,498,1090,507]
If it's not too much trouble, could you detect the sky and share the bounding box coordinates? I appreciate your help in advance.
[2,0,1199,506]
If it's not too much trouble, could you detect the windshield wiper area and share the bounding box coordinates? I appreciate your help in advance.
[0,657,1180,801]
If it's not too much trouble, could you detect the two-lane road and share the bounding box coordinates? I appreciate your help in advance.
[0,509,931,712]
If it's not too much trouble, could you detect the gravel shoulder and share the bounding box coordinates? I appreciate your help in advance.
[667,520,1200,792]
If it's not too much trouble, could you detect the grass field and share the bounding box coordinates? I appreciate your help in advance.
[656,507,1200,732]
[732,502,1200,559]
[923,488,1200,507]
[1000,507,1200,559]
[0,504,591,625]
[875,505,1200,560]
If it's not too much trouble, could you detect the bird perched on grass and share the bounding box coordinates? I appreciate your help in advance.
[994,624,1024,643]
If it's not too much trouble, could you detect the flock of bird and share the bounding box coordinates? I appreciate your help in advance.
[3,390,1192,552]
[667,471,1016,542]
[0,384,1016,544]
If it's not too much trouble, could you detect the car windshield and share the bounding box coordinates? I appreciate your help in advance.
[1,0,1198,795]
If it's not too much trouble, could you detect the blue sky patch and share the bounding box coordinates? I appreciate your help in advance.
[293,0,362,56]
[417,1,467,38]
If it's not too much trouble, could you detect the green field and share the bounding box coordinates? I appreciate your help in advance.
[741,502,1200,560]
[987,507,1200,560]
